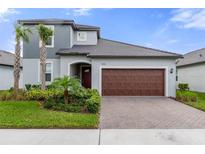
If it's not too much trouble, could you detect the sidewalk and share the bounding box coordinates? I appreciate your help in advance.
[0,129,205,145]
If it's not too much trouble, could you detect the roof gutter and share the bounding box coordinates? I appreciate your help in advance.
[0,64,23,68]
[87,55,183,59]
[177,61,205,68]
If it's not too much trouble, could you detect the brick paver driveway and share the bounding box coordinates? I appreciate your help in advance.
[100,97,205,129]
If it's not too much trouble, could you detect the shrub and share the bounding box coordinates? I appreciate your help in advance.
[176,90,197,102]
[46,84,56,90]
[0,89,27,101]
[178,83,189,91]
[31,84,41,89]
[51,76,81,104]
[42,88,101,113]
[86,89,101,113]
[9,87,14,92]
[25,84,32,91]
[52,103,65,111]
[0,91,13,101]
[70,87,88,104]
[43,98,57,109]
[64,104,82,113]
[26,89,63,101]
[43,99,82,113]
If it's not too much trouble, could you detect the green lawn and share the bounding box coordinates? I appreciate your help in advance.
[0,101,99,128]
[179,91,205,111]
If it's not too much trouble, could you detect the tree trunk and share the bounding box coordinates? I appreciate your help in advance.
[40,41,47,90]
[64,89,69,104]
[13,39,21,98]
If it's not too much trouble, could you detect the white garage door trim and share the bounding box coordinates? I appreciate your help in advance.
[99,66,169,97]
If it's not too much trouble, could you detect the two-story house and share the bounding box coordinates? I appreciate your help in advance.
[19,19,182,97]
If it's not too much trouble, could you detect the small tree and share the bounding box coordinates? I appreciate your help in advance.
[36,24,53,90]
[14,24,31,97]
[52,76,81,104]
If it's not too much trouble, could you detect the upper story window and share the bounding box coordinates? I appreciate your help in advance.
[39,25,54,48]
[77,32,87,41]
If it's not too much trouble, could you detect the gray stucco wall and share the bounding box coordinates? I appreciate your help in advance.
[62,56,176,97]
[23,55,176,97]
[23,59,60,86]
[177,63,205,92]
[23,25,71,59]
[0,65,23,90]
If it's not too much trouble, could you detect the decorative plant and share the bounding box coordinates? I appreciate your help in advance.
[52,76,81,104]
[178,83,189,91]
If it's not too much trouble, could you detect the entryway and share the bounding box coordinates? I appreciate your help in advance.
[70,62,91,88]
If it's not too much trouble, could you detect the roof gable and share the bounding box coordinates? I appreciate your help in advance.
[0,50,22,67]
[177,48,205,67]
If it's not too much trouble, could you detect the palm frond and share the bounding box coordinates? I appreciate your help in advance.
[15,24,32,42]
[36,24,53,42]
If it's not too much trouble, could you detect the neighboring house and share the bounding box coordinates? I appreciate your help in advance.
[0,50,23,90]
[177,48,205,92]
[20,19,182,97]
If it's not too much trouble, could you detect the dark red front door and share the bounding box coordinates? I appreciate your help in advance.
[82,67,91,88]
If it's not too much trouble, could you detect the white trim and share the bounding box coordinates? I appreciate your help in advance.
[99,66,169,97]
[69,26,73,48]
[38,60,54,84]
[39,25,55,48]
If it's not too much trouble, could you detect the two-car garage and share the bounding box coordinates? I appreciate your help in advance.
[102,68,165,96]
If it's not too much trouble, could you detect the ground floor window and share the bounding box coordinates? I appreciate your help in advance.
[38,62,53,83]
[45,63,52,82]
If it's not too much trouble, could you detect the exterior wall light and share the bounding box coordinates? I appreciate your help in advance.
[170,68,174,74]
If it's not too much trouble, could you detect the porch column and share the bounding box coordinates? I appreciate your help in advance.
[67,63,71,76]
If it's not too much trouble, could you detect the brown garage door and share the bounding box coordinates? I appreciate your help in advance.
[102,69,165,96]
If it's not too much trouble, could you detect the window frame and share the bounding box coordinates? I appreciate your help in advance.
[38,61,53,84]
[39,25,55,48]
[77,31,87,42]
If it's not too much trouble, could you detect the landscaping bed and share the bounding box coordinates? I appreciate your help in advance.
[0,101,98,128]
[0,76,101,128]
[176,90,205,111]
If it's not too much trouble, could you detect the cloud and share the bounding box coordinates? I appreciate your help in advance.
[170,9,205,30]
[0,8,19,23]
[166,39,179,44]
[145,42,153,47]
[7,35,23,55]
[66,8,92,16]
[7,35,16,53]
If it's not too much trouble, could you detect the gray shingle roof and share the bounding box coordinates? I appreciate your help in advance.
[177,48,205,67]
[18,19,101,38]
[75,24,100,30]
[18,19,74,24]
[57,39,182,58]
[18,19,100,30]
[0,50,22,67]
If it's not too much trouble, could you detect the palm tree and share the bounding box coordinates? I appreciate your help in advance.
[14,24,31,97]
[52,76,81,104]
[36,24,53,90]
